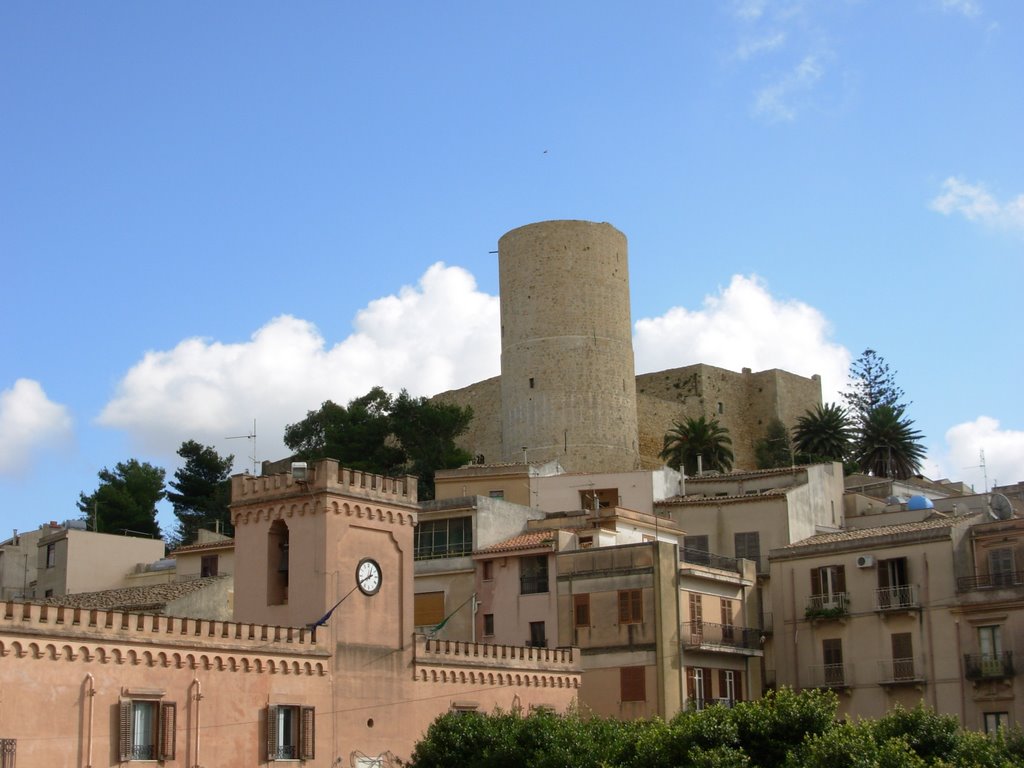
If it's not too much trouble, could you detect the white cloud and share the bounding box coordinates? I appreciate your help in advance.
[930,176,1024,233]
[938,0,981,18]
[927,416,1024,490]
[736,31,786,61]
[0,379,73,477]
[733,0,769,22]
[98,263,500,465]
[753,54,824,122]
[633,275,851,403]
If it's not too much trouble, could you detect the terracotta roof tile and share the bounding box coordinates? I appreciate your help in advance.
[657,489,788,506]
[475,531,557,555]
[170,539,234,556]
[778,514,980,550]
[40,576,231,613]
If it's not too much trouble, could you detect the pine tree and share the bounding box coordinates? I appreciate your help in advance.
[167,441,235,546]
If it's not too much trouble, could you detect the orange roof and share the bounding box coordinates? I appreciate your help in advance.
[170,538,234,557]
[475,531,557,555]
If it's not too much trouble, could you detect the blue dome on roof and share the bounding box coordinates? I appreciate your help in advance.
[907,495,934,510]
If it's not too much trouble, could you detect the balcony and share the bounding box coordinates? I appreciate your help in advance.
[874,584,920,613]
[805,662,853,690]
[957,571,1024,592]
[964,652,1015,681]
[681,547,740,573]
[519,575,549,595]
[877,657,926,686]
[682,621,764,655]
[805,593,850,621]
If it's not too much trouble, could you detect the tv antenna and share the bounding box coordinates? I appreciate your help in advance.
[964,448,988,493]
[226,419,258,475]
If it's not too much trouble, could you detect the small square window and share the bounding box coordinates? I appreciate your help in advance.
[201,554,219,578]
[482,560,494,580]
[483,613,494,636]
[618,589,643,624]
[488,490,504,499]
[620,666,646,702]
[984,712,1009,733]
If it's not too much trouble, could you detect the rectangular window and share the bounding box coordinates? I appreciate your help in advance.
[574,594,590,628]
[482,560,494,580]
[414,517,473,560]
[718,669,738,703]
[984,712,1010,733]
[483,613,494,636]
[200,554,219,578]
[578,535,594,549]
[810,565,847,612]
[892,633,914,680]
[119,699,176,761]
[488,490,505,499]
[529,621,546,648]
[580,488,618,511]
[520,555,549,594]
[734,532,761,572]
[684,535,709,565]
[618,589,643,624]
[414,591,445,627]
[45,543,56,569]
[989,548,1016,586]
[721,598,734,642]
[823,638,844,685]
[686,668,706,709]
[267,705,315,761]
[620,666,646,702]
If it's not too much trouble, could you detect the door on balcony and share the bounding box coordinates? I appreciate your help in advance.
[689,593,703,643]
[811,565,846,610]
[823,638,844,686]
[891,632,914,680]
[878,557,909,609]
[979,625,1004,675]
[988,548,1016,587]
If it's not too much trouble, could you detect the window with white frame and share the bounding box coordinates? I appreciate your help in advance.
[267,705,315,761]
[984,712,1009,733]
[119,698,175,761]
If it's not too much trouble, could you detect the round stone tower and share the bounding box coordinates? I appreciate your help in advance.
[498,220,640,472]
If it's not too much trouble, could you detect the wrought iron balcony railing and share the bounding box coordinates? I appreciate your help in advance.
[875,584,920,611]
[805,662,852,689]
[964,651,1015,680]
[805,593,850,619]
[877,657,925,684]
[957,571,1024,592]
[680,547,740,573]
[519,576,549,595]
[682,621,763,652]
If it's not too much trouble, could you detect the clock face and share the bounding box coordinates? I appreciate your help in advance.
[356,558,382,596]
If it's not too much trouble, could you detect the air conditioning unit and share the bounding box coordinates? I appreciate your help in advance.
[856,554,875,568]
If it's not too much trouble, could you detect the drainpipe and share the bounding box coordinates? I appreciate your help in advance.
[191,678,203,768]
[675,543,685,714]
[84,673,95,768]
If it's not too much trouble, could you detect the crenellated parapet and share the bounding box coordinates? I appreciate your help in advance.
[413,635,581,689]
[231,459,418,511]
[0,601,328,675]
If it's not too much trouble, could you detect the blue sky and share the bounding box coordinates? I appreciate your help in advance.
[2,1,1021,540]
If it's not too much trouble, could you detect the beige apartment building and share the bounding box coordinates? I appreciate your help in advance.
[768,509,1024,732]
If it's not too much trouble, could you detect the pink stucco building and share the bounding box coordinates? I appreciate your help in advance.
[0,460,580,766]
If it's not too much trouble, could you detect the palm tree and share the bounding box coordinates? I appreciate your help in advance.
[659,416,734,475]
[853,404,926,479]
[793,403,855,464]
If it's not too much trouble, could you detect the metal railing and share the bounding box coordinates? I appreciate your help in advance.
[682,621,763,651]
[957,571,1024,592]
[874,584,920,611]
[680,547,740,573]
[877,657,924,684]
[1,739,15,768]
[805,593,850,619]
[413,541,473,560]
[964,652,1015,680]
[519,576,549,595]
[805,663,852,688]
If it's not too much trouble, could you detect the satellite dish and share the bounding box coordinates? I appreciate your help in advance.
[990,493,1014,521]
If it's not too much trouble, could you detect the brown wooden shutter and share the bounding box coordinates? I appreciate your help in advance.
[574,594,590,627]
[835,565,846,592]
[735,670,743,701]
[414,592,445,626]
[300,706,316,760]
[119,700,133,762]
[267,705,278,762]
[618,591,630,624]
[620,666,646,702]
[158,701,176,760]
[810,567,822,595]
[686,668,695,700]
